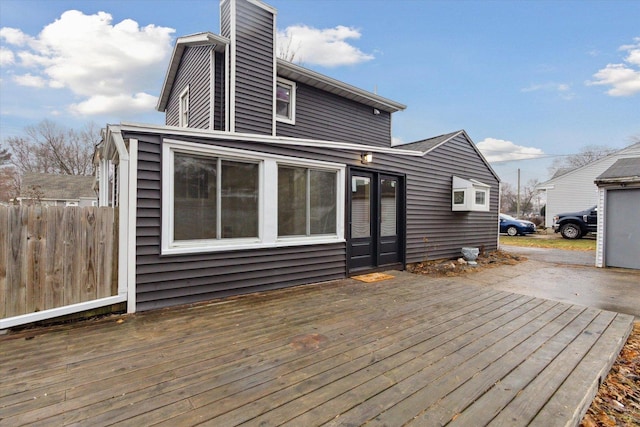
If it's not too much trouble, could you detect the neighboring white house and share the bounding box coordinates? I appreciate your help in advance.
[536,142,640,228]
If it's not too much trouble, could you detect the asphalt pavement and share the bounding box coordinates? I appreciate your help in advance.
[465,244,640,319]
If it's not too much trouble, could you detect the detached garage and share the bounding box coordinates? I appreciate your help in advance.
[595,157,640,269]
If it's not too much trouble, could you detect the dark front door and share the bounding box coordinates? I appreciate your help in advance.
[348,170,403,272]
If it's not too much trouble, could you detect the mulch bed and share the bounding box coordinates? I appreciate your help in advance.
[408,250,640,426]
[406,249,524,277]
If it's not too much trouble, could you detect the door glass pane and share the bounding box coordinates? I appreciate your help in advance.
[381,178,397,237]
[351,176,370,238]
[221,160,259,238]
[174,153,217,240]
[278,166,307,236]
[310,170,337,235]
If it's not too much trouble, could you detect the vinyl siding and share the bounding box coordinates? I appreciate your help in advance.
[131,133,349,312]
[541,144,640,228]
[233,0,274,135]
[403,134,500,262]
[220,0,231,38]
[276,82,392,147]
[165,45,212,129]
[126,129,498,311]
[214,51,226,131]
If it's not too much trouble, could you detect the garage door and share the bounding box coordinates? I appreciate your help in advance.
[605,188,640,269]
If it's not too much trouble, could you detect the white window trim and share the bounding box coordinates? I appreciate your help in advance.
[179,86,189,127]
[276,77,296,125]
[472,188,490,211]
[162,139,345,255]
[452,176,490,212]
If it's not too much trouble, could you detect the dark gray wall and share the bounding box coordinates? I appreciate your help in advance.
[165,45,212,129]
[231,0,274,135]
[127,130,498,311]
[132,133,349,312]
[405,134,500,262]
[276,82,392,147]
[214,51,225,131]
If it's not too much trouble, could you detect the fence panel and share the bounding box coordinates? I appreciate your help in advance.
[0,206,118,320]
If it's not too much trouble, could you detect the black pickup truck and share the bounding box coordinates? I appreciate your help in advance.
[553,206,597,239]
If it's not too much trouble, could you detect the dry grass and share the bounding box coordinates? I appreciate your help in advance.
[500,234,597,251]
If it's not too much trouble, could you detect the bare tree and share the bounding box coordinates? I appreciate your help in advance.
[0,146,10,165]
[0,167,19,203]
[500,179,541,216]
[276,32,303,63]
[5,120,99,176]
[548,144,617,177]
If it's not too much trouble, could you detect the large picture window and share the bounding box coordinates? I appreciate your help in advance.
[278,167,337,236]
[173,153,259,242]
[162,140,344,254]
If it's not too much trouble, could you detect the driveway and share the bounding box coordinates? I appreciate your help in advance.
[468,244,640,319]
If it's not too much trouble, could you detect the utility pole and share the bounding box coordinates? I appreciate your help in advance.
[517,168,521,218]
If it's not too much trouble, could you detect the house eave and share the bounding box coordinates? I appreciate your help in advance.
[157,32,230,112]
[595,176,640,185]
[115,122,424,156]
[277,60,406,113]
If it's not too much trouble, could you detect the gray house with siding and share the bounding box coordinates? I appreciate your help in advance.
[96,0,500,313]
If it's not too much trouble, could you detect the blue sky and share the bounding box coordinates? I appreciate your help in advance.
[1,0,639,186]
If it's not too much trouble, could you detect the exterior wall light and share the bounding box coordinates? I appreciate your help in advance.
[361,152,373,164]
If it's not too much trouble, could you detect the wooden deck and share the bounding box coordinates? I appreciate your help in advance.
[0,271,633,426]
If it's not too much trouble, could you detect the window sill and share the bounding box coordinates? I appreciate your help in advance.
[276,116,295,125]
[162,236,345,256]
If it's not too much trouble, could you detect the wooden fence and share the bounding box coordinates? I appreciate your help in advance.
[0,206,118,320]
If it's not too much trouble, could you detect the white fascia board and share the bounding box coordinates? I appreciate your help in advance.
[157,32,229,112]
[421,129,501,183]
[104,125,129,161]
[118,122,425,157]
[277,60,406,113]
[247,0,277,14]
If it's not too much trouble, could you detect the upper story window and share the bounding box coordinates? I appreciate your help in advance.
[276,78,296,124]
[179,86,190,127]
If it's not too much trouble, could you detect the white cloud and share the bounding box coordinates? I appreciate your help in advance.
[521,82,574,100]
[0,47,14,65]
[476,138,545,163]
[69,92,157,115]
[0,27,33,46]
[588,37,640,96]
[13,73,46,87]
[0,10,174,116]
[277,25,374,67]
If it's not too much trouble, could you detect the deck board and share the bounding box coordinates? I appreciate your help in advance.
[0,270,633,427]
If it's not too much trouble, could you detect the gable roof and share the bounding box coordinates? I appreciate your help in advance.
[551,167,575,179]
[393,130,462,153]
[277,60,406,113]
[537,142,640,188]
[157,32,229,112]
[20,174,96,200]
[393,129,500,182]
[156,33,406,114]
[595,157,640,184]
